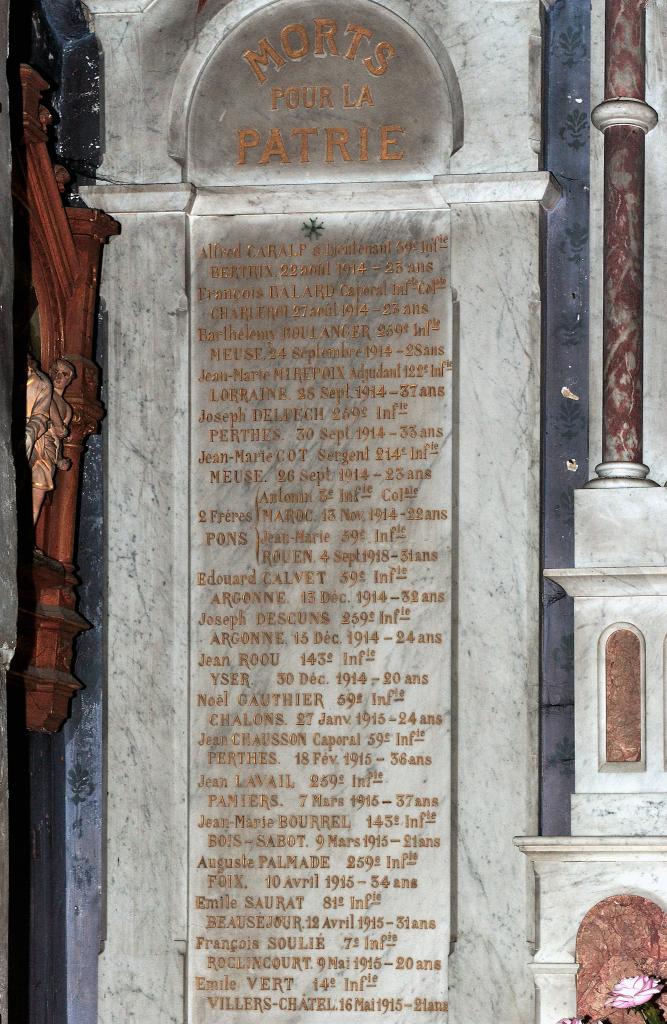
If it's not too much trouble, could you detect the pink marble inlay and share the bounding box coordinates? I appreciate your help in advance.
[605,628,641,762]
[577,896,667,1024]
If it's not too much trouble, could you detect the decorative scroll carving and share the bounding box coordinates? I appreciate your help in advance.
[576,895,667,1023]
[9,65,118,733]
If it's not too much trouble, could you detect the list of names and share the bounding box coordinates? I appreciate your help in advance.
[189,211,452,1024]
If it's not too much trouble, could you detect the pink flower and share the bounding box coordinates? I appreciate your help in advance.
[606,975,663,1009]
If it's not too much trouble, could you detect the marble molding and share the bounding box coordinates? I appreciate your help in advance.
[82,173,560,217]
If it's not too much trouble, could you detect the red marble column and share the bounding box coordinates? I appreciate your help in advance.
[590,0,658,485]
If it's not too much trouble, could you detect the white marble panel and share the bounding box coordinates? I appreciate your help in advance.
[188,208,453,1024]
[575,490,667,568]
[98,210,190,1024]
[570,596,666,796]
[446,0,541,175]
[89,0,191,184]
[90,0,542,186]
[571,793,667,836]
[184,0,456,186]
[447,202,540,1024]
[91,187,543,1023]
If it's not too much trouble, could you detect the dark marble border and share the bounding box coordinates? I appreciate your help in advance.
[30,0,102,178]
[20,5,104,1022]
[540,0,591,835]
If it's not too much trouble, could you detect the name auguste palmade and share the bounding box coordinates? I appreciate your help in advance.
[238,18,404,166]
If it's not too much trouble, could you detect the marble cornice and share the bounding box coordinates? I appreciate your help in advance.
[515,836,667,861]
[544,565,667,598]
[78,184,194,213]
[83,0,158,12]
[80,172,560,215]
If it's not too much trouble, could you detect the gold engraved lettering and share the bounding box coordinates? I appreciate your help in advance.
[292,127,317,164]
[238,125,406,165]
[237,128,261,165]
[242,21,394,82]
[343,84,375,108]
[359,126,369,162]
[380,124,405,161]
[191,213,451,1015]
[259,129,291,165]
[364,41,397,77]
[243,38,287,84]
[280,23,310,60]
[325,128,352,163]
[343,23,373,61]
[271,85,334,110]
[314,18,339,55]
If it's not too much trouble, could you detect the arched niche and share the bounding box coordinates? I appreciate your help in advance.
[168,0,463,186]
[576,895,667,1024]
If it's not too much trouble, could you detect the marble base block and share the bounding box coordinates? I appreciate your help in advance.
[571,793,667,836]
[575,489,667,568]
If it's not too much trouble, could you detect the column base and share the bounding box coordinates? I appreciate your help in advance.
[585,461,659,488]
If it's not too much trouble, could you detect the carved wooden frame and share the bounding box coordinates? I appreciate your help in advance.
[9,65,118,732]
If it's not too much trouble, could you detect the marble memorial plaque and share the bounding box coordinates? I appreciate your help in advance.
[187,0,452,185]
[188,210,452,1023]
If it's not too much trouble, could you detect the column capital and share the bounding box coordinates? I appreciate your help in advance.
[592,97,658,134]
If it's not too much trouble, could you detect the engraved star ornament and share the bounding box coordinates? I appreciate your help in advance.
[302,217,325,239]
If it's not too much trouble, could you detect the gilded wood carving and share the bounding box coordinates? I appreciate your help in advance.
[9,65,118,733]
